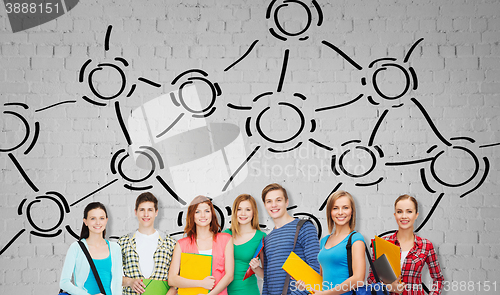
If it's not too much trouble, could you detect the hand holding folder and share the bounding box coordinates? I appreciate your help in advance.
[243,238,264,281]
[373,236,401,278]
[178,253,213,295]
[282,252,322,294]
[142,279,170,295]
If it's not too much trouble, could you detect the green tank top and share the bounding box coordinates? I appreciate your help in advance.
[223,229,266,295]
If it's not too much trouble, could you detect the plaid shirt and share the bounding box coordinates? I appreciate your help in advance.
[368,232,444,295]
[118,230,177,295]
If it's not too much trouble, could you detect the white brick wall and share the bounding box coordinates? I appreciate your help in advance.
[0,0,499,294]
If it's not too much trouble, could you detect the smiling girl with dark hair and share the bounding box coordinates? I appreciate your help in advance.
[60,202,123,295]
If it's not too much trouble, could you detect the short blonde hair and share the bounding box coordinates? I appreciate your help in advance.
[230,194,260,236]
[325,190,357,233]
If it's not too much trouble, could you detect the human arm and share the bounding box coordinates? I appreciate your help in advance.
[166,286,178,295]
[426,242,444,295]
[293,222,321,294]
[167,243,216,290]
[59,242,90,295]
[209,238,234,295]
[249,251,264,278]
[122,277,146,293]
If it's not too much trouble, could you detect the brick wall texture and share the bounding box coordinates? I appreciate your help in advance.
[0,0,499,294]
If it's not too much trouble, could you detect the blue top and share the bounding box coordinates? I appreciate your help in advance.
[318,231,365,292]
[84,240,113,295]
[60,239,123,295]
[262,219,321,295]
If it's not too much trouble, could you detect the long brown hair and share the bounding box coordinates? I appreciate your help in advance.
[184,195,221,242]
[325,190,357,233]
[230,194,260,237]
[80,202,108,240]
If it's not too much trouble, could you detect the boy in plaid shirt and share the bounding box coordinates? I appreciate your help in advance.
[118,192,177,294]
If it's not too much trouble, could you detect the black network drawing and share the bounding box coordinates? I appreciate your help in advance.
[2,2,499,256]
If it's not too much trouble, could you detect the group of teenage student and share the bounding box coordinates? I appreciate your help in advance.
[60,183,444,295]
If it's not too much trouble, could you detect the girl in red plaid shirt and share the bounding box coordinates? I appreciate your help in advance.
[368,195,444,295]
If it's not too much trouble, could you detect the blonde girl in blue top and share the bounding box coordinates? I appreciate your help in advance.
[298,190,366,294]
[60,202,123,295]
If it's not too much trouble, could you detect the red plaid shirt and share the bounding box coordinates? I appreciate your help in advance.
[368,232,444,295]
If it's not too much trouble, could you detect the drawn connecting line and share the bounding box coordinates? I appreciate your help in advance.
[375,98,499,236]
[385,96,499,199]
[127,71,248,206]
[0,190,81,256]
[224,0,323,73]
[317,38,423,112]
[1,103,42,192]
[78,25,161,145]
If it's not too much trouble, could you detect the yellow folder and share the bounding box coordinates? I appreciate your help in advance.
[374,236,401,278]
[282,252,322,293]
[178,253,213,295]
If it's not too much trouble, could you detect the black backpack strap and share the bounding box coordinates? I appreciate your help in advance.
[78,240,106,295]
[347,232,388,295]
[346,231,356,294]
[282,219,308,295]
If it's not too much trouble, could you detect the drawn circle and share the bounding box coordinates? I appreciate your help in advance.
[117,153,155,183]
[178,77,217,114]
[26,196,64,233]
[273,0,312,37]
[0,111,30,152]
[430,146,479,187]
[255,102,305,144]
[372,63,411,100]
[88,63,126,100]
[293,212,322,239]
[338,146,377,178]
[213,204,225,230]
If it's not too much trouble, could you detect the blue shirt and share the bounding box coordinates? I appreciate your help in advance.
[84,240,112,295]
[318,231,365,292]
[60,239,123,295]
[263,219,321,295]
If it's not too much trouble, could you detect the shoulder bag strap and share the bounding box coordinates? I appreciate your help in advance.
[347,232,389,295]
[346,231,357,295]
[78,240,106,295]
[282,219,308,295]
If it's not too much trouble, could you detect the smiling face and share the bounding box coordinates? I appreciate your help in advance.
[264,189,288,220]
[394,199,419,230]
[330,196,352,227]
[135,201,158,229]
[84,208,108,236]
[236,200,254,226]
[194,202,212,227]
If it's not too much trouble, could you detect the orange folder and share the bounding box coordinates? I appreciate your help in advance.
[178,253,213,295]
[373,236,401,278]
[282,252,322,293]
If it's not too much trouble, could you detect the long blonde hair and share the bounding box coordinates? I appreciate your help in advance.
[230,194,260,237]
[325,190,357,233]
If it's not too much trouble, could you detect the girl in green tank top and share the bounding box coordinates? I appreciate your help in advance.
[223,194,266,295]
